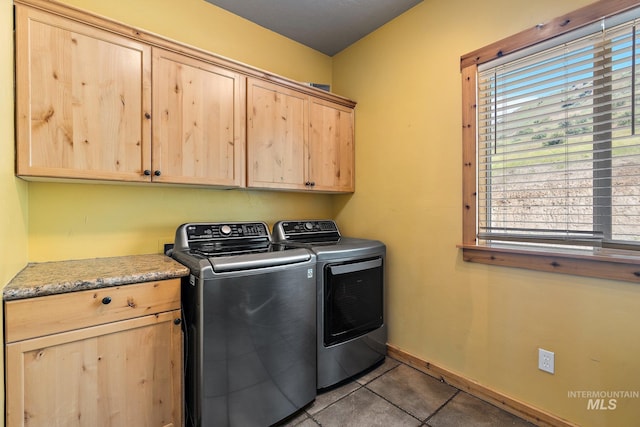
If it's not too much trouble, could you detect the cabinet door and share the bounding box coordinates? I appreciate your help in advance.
[309,98,355,192]
[5,310,182,427]
[247,78,309,190]
[15,5,152,182]
[152,48,246,186]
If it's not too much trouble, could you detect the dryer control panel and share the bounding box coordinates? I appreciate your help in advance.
[273,220,340,242]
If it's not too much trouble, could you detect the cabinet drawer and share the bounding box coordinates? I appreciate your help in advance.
[4,279,181,343]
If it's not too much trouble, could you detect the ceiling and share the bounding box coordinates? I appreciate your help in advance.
[204,0,423,56]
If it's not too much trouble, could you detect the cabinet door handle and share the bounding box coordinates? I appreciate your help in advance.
[154,170,161,176]
[143,170,151,176]
[101,296,112,305]
[144,112,151,119]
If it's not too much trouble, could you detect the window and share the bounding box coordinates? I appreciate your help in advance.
[479,13,640,249]
[460,0,640,283]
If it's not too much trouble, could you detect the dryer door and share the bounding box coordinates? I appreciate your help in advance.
[323,257,383,346]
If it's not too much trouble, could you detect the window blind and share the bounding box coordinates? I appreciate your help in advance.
[477,13,640,250]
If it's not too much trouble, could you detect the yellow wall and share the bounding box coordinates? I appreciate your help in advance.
[1,0,29,422]
[1,2,28,282]
[25,0,336,262]
[29,183,335,260]
[332,0,640,426]
[6,0,640,426]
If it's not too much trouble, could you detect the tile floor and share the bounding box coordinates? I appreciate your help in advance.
[279,357,537,427]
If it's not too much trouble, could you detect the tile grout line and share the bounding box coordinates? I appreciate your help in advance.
[302,363,403,426]
[359,362,438,424]
[388,358,464,426]
[363,359,463,426]
[359,361,402,386]
[303,382,365,426]
[363,383,425,424]
[421,389,461,426]
[293,358,534,427]
[310,359,461,426]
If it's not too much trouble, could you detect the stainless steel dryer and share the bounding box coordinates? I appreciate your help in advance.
[272,220,387,389]
[172,222,317,427]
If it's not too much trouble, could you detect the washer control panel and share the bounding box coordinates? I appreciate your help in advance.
[183,222,269,241]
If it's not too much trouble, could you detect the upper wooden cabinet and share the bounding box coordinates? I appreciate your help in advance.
[15,5,246,187]
[308,98,355,192]
[247,78,309,190]
[14,0,356,192]
[247,78,355,192]
[152,48,246,186]
[15,5,152,182]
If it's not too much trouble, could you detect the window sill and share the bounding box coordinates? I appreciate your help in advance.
[458,244,640,284]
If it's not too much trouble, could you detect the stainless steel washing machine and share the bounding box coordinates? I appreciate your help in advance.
[171,222,317,426]
[272,220,387,389]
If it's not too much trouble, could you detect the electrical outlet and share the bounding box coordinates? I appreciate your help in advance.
[538,348,555,374]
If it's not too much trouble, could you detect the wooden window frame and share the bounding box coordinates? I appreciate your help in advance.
[460,0,640,284]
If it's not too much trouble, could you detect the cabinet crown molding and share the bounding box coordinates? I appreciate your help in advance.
[14,0,356,108]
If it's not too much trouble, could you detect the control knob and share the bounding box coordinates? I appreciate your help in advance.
[220,225,232,236]
[304,222,314,231]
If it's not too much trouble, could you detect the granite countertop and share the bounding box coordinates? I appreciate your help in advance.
[3,254,190,301]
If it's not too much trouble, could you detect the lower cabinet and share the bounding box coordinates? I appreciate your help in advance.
[4,280,182,427]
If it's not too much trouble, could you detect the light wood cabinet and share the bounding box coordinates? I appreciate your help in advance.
[247,78,355,192]
[15,4,246,188]
[152,48,245,186]
[15,5,153,182]
[247,78,309,190]
[308,97,355,192]
[14,0,356,192]
[4,280,182,427]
